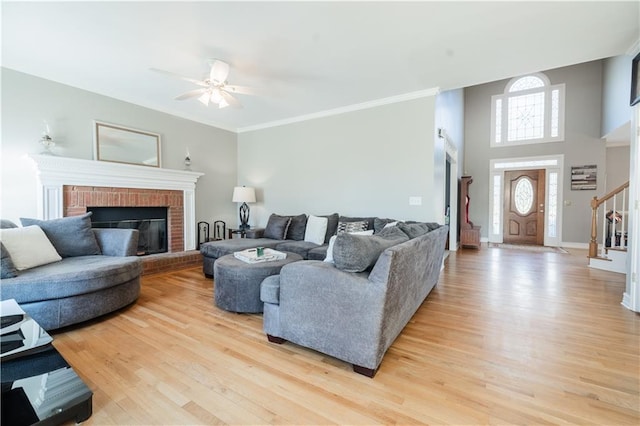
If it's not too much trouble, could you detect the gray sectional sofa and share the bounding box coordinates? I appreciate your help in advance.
[201,212,448,377]
[0,215,142,330]
[261,223,449,377]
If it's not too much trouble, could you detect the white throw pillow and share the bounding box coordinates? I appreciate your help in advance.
[304,215,328,245]
[324,229,373,263]
[0,225,62,270]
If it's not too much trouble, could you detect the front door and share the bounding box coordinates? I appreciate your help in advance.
[503,169,545,245]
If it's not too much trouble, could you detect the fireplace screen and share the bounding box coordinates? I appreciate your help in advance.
[88,207,168,255]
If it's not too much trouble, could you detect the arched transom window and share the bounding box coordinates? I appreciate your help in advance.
[491,72,565,147]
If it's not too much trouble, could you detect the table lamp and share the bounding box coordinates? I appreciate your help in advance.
[232,186,256,230]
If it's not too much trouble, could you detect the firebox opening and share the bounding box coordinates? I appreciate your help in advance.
[88,206,168,256]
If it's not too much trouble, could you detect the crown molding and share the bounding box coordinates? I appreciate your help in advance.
[237,87,440,133]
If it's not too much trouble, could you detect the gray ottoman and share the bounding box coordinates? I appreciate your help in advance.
[213,252,303,313]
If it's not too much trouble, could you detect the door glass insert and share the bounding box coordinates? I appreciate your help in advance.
[514,178,534,215]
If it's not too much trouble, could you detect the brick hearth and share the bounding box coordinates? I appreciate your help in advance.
[63,185,184,253]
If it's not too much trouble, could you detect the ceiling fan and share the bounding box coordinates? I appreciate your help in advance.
[151,59,251,109]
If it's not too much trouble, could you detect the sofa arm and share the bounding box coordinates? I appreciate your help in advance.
[275,260,387,369]
[246,228,265,238]
[93,229,139,256]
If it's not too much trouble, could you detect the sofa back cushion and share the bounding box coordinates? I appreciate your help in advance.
[332,226,409,272]
[20,212,101,258]
[0,219,18,229]
[264,214,292,240]
[0,241,18,278]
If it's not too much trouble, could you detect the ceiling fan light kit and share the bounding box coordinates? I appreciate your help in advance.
[153,59,247,109]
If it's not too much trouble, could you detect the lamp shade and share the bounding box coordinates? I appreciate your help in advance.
[232,186,256,203]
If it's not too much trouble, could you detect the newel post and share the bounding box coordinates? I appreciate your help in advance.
[589,196,599,258]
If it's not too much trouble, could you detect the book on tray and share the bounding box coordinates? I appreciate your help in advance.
[233,248,287,263]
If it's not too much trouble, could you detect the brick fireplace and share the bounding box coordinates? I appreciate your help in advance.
[30,155,203,252]
[64,186,184,253]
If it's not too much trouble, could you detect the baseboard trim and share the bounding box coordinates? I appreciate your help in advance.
[560,242,589,250]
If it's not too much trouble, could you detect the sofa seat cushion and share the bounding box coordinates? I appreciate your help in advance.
[260,274,281,304]
[275,240,321,259]
[200,238,283,259]
[307,245,329,260]
[0,256,142,304]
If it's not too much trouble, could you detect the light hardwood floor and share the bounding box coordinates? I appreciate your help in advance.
[52,247,640,425]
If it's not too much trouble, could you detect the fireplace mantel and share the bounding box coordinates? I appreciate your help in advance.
[29,155,204,251]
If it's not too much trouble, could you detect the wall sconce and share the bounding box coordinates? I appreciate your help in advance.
[184,149,192,170]
[40,121,55,154]
[232,186,256,230]
[437,128,445,139]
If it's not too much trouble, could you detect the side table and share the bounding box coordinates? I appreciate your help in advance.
[1,299,93,426]
[228,228,265,239]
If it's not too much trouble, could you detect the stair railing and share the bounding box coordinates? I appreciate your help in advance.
[589,181,630,258]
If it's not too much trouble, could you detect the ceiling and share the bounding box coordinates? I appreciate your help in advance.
[3,1,638,133]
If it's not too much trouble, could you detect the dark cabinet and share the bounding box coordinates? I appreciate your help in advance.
[460,176,481,248]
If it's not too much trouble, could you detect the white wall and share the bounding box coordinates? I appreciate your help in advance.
[1,68,238,229]
[435,88,465,247]
[435,89,465,176]
[606,145,631,191]
[625,105,639,312]
[464,60,606,244]
[237,96,441,227]
[602,55,632,137]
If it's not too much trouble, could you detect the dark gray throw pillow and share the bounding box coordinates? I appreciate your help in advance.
[264,214,292,240]
[398,222,432,239]
[285,214,307,240]
[0,219,18,229]
[333,227,409,273]
[374,217,398,234]
[0,241,18,278]
[320,213,339,243]
[20,212,101,258]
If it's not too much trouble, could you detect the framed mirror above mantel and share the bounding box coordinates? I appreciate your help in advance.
[93,121,161,167]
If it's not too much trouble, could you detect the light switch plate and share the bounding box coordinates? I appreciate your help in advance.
[409,196,422,206]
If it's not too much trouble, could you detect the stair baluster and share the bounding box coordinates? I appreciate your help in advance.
[589,181,629,261]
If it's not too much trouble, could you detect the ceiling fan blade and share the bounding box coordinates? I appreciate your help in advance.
[198,92,211,106]
[224,84,254,95]
[175,88,207,100]
[150,68,208,87]
[220,90,243,109]
[210,60,230,83]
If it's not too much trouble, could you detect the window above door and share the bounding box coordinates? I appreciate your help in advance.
[491,72,565,147]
